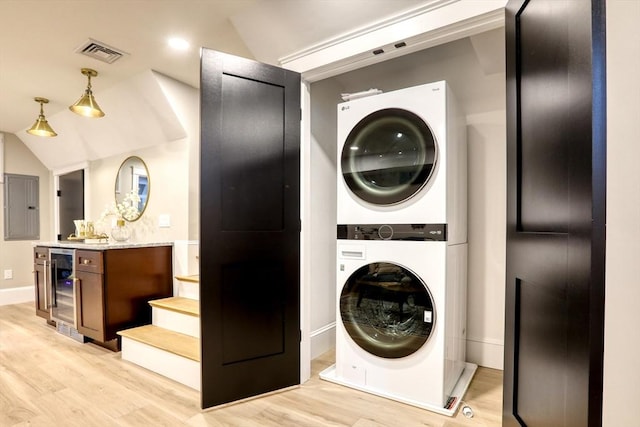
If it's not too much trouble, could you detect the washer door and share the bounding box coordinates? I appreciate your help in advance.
[340,262,435,359]
[341,108,437,205]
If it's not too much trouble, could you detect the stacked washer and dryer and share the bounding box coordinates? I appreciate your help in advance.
[320,81,477,416]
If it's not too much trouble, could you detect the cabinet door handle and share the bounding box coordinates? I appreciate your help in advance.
[49,260,56,309]
[43,260,49,309]
[73,278,80,330]
[82,259,91,265]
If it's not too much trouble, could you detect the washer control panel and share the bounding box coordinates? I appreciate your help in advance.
[337,223,447,241]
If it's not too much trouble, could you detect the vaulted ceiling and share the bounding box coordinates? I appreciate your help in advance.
[0,0,427,135]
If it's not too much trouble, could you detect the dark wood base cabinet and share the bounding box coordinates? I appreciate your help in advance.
[35,245,173,350]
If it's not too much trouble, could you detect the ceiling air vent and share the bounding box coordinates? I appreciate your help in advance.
[75,38,128,64]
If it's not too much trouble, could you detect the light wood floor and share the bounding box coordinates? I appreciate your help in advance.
[0,303,503,426]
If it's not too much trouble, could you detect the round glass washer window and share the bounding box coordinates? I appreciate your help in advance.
[340,262,435,359]
[341,108,437,205]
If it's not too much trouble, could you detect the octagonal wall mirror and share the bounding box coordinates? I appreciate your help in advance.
[115,156,149,221]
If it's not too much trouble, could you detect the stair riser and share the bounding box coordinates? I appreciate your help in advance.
[121,337,200,391]
[152,307,199,338]
[177,280,199,300]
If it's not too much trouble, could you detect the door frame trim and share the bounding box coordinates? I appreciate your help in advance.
[281,1,507,82]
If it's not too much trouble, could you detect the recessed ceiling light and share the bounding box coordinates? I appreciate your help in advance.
[168,37,190,51]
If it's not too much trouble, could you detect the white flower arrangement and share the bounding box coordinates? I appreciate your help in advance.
[100,190,141,222]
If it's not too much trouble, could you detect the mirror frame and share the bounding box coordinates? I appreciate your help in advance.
[114,156,150,222]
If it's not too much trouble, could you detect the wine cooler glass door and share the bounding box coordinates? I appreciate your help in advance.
[50,249,76,326]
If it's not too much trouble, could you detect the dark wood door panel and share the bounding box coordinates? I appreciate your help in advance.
[508,234,568,282]
[517,0,570,234]
[200,48,301,409]
[219,73,286,232]
[76,271,105,341]
[504,0,606,426]
[34,262,48,318]
[34,247,50,320]
[220,259,286,364]
[514,278,568,426]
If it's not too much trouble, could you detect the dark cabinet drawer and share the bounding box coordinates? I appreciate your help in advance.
[76,250,103,273]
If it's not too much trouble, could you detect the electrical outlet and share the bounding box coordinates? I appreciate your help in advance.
[3,269,12,280]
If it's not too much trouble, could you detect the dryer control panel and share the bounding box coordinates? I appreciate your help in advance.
[337,223,447,241]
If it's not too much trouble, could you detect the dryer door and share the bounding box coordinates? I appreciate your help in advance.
[341,108,437,205]
[340,261,435,358]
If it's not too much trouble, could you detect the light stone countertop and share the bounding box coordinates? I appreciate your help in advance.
[34,241,174,250]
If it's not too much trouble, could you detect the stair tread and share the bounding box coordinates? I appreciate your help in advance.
[175,274,199,283]
[118,325,200,362]
[149,296,199,316]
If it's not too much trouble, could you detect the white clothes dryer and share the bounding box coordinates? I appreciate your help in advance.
[320,225,476,415]
[337,81,467,244]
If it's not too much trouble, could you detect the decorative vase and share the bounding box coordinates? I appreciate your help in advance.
[111,219,131,242]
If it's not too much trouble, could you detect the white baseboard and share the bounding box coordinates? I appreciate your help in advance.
[466,338,504,370]
[0,286,34,306]
[310,322,336,360]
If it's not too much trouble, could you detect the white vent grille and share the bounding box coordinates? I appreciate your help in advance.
[75,38,128,64]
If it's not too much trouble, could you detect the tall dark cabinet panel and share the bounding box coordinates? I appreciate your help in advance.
[503,1,606,426]
[200,49,301,409]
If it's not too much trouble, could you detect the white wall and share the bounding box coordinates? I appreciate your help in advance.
[465,109,506,368]
[87,74,199,244]
[309,30,507,369]
[308,78,343,358]
[155,73,201,241]
[0,132,51,303]
[88,139,190,243]
[603,1,640,425]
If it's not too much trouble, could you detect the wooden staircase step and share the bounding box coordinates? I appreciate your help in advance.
[149,296,199,316]
[117,325,200,362]
[175,274,199,283]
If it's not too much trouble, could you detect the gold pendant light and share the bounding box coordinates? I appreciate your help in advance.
[27,97,57,137]
[69,68,105,118]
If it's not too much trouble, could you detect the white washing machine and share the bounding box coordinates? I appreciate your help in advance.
[320,225,476,415]
[337,81,467,244]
